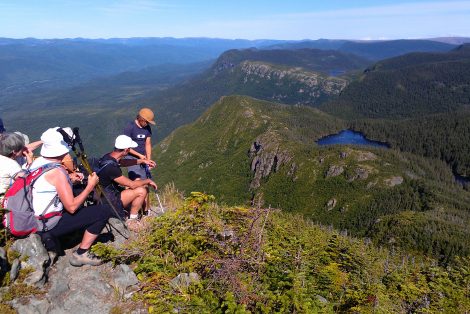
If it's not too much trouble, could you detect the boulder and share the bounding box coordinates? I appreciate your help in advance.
[384,176,404,187]
[326,198,337,211]
[170,273,200,291]
[325,165,344,178]
[10,234,50,287]
[112,264,139,298]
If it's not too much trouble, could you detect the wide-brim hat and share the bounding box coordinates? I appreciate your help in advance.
[40,127,70,157]
[138,108,156,125]
[115,135,138,149]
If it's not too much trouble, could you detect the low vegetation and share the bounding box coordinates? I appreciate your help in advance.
[93,191,470,313]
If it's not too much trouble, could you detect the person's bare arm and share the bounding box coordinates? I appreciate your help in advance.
[128,148,145,159]
[145,137,152,160]
[26,140,42,152]
[119,158,155,168]
[47,169,98,214]
[114,175,157,190]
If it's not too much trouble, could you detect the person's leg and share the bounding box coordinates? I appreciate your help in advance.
[121,187,147,216]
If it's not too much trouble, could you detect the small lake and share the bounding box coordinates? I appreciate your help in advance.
[316,130,389,148]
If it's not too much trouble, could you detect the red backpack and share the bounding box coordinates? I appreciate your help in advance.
[2,163,62,237]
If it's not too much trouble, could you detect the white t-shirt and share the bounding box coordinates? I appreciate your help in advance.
[0,155,21,195]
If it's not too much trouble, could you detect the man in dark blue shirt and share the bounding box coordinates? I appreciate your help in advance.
[123,108,156,180]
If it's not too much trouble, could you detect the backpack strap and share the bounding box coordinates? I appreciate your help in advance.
[97,159,118,175]
[37,194,60,232]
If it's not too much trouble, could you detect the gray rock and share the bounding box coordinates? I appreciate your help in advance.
[218,229,235,240]
[384,176,404,187]
[112,264,139,295]
[249,133,292,189]
[170,272,200,291]
[10,234,50,287]
[106,217,130,246]
[326,198,337,211]
[325,165,344,178]
[348,167,369,181]
[356,151,377,161]
[339,151,348,159]
[10,258,20,282]
[316,294,328,304]
[10,298,51,314]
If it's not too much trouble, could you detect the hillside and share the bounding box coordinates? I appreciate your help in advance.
[321,44,470,119]
[91,192,470,313]
[154,95,470,261]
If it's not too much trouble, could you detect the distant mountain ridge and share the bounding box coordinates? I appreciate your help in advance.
[0,38,285,94]
[269,39,456,60]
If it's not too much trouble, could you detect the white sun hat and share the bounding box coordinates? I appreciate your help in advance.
[115,135,138,149]
[40,127,70,157]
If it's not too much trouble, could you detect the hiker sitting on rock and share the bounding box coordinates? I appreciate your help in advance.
[31,128,113,267]
[0,132,34,199]
[98,135,157,232]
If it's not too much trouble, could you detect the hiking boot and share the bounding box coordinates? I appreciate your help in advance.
[69,250,102,267]
[126,218,144,232]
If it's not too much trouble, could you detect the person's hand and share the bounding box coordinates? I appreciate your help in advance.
[69,172,84,183]
[141,159,156,168]
[22,147,34,165]
[147,179,157,190]
[87,172,99,189]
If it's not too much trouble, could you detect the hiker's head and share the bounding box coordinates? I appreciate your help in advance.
[40,127,70,159]
[114,135,137,155]
[62,153,76,172]
[137,108,156,127]
[0,132,26,158]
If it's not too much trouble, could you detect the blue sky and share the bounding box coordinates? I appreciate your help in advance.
[0,0,469,39]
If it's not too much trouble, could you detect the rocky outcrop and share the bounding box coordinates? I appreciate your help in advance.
[10,253,141,314]
[238,61,347,105]
[326,198,337,211]
[10,234,51,287]
[3,222,142,313]
[384,176,404,187]
[347,167,370,181]
[249,132,293,189]
[325,165,344,178]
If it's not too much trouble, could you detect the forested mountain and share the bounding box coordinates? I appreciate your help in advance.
[213,48,370,74]
[350,112,470,177]
[268,39,456,60]
[322,44,470,119]
[154,95,470,262]
[1,47,368,155]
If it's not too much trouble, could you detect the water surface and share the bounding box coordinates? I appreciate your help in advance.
[316,130,389,148]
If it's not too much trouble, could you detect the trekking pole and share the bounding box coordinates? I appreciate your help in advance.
[144,164,165,214]
[57,128,129,238]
